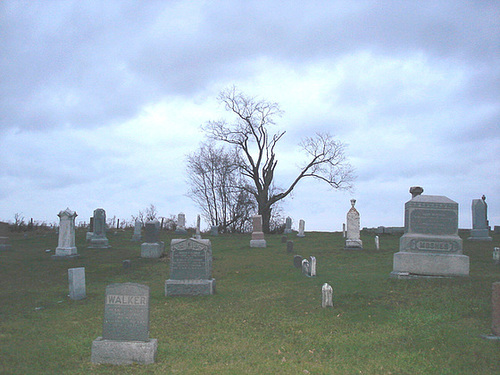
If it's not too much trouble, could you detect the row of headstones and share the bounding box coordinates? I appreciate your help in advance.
[284,216,306,237]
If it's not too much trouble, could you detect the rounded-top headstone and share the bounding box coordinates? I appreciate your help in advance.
[293,255,303,268]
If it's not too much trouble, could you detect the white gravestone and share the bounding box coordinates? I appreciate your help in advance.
[345,199,363,250]
[302,259,310,276]
[322,283,333,308]
[493,247,500,264]
[297,219,305,237]
[68,267,86,300]
[310,256,317,277]
[131,220,142,241]
[375,235,380,250]
[342,223,346,238]
[194,215,201,239]
[53,208,78,258]
[284,217,293,234]
[250,215,266,248]
[175,213,187,234]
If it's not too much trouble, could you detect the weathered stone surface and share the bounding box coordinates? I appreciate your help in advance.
[53,208,78,258]
[375,235,380,250]
[297,219,305,237]
[302,259,310,276]
[494,247,500,264]
[91,338,157,365]
[210,226,218,236]
[345,199,363,249]
[322,283,333,308]
[144,220,160,243]
[165,238,215,296]
[140,242,164,258]
[68,267,86,300]
[131,220,142,241]
[194,215,201,239]
[286,240,293,254]
[89,208,111,248]
[284,217,292,234]
[293,255,303,268]
[175,213,187,234]
[468,197,492,241]
[250,215,266,248]
[310,256,317,277]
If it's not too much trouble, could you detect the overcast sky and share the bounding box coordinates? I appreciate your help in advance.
[1,1,499,231]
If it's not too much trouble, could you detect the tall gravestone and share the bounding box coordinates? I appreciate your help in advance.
[91,283,157,365]
[310,256,317,277]
[345,199,363,250]
[68,267,86,300]
[0,222,12,251]
[391,187,469,277]
[297,219,305,237]
[301,259,310,276]
[53,208,79,259]
[250,215,266,248]
[131,220,142,241]
[284,217,293,234]
[141,220,164,258]
[89,208,110,248]
[175,212,187,234]
[165,238,215,296]
[86,217,94,241]
[468,196,492,241]
[322,283,333,308]
[194,215,201,239]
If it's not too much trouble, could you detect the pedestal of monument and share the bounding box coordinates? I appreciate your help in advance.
[250,231,267,248]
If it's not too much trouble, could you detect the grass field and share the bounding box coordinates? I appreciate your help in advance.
[0,229,499,374]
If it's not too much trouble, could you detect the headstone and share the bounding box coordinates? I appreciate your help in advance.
[175,212,187,234]
[493,247,500,264]
[131,220,142,241]
[86,217,94,241]
[322,283,333,308]
[302,259,310,276]
[122,260,132,269]
[391,187,469,277]
[281,236,287,243]
[68,267,86,300]
[492,282,500,337]
[342,223,346,238]
[375,235,380,250]
[297,219,305,237]
[286,240,293,253]
[284,216,292,234]
[88,208,111,248]
[91,283,157,365]
[165,238,216,296]
[52,208,79,259]
[141,220,164,258]
[468,196,492,241]
[310,256,317,277]
[194,215,202,239]
[250,215,266,248]
[210,225,218,236]
[293,255,303,268]
[345,199,363,250]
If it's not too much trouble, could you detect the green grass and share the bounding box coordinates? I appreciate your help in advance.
[0,229,499,374]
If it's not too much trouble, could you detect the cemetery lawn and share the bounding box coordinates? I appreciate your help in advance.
[1,229,499,375]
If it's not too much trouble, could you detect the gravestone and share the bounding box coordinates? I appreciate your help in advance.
[284,217,292,234]
[210,225,218,236]
[493,247,500,264]
[302,259,310,276]
[345,199,363,250]
[0,223,12,251]
[88,208,111,248]
[250,215,266,248]
[310,256,317,277]
[91,283,157,365]
[293,255,303,268]
[391,187,469,277]
[342,223,346,238]
[52,208,79,259]
[375,235,380,250]
[165,238,215,296]
[68,267,86,300]
[322,283,333,308]
[131,220,142,242]
[286,240,294,254]
[281,236,287,243]
[193,215,202,239]
[297,219,305,237]
[141,220,164,258]
[175,212,187,234]
[86,217,94,241]
[468,196,492,241]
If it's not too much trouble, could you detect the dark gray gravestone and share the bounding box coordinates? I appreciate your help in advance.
[165,238,215,296]
[293,255,303,268]
[281,236,287,243]
[144,221,159,243]
[286,240,294,253]
[102,283,150,341]
[89,217,94,232]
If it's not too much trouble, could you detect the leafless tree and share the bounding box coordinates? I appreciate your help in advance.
[202,87,355,233]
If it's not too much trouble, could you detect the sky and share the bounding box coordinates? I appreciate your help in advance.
[0,0,499,232]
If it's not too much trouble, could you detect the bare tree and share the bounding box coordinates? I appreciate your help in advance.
[186,142,256,233]
[131,204,158,225]
[202,87,355,233]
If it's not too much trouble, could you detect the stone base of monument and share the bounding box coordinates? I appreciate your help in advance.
[88,237,111,248]
[141,242,164,258]
[91,337,157,365]
[344,239,363,250]
[86,232,93,241]
[467,229,492,241]
[250,239,267,248]
[52,247,79,259]
[165,279,216,296]
[391,252,469,277]
[175,228,187,235]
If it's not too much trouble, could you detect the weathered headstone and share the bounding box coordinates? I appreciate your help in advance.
[141,220,164,258]
[375,235,380,250]
[302,259,310,276]
[297,219,305,237]
[193,215,201,239]
[52,208,79,259]
[468,196,492,241]
[175,212,187,234]
[91,283,157,365]
[342,223,346,238]
[345,199,363,250]
[322,283,333,308]
[493,247,500,264]
[391,187,469,277]
[165,238,215,296]
[286,240,294,254]
[293,255,303,268]
[284,216,293,234]
[310,256,317,277]
[131,220,142,241]
[86,217,94,241]
[281,236,287,243]
[122,260,132,269]
[250,215,266,248]
[210,225,218,236]
[68,267,86,300]
[88,208,111,248]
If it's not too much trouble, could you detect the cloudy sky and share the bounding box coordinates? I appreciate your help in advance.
[1,1,499,231]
